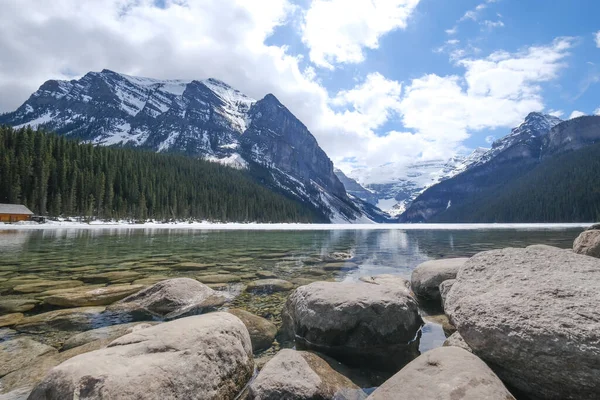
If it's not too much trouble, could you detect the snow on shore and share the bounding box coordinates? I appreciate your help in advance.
[0,220,593,231]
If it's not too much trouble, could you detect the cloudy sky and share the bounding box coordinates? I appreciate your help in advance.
[1,0,599,173]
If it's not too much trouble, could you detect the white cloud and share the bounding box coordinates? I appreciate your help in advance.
[595,107,600,116]
[485,135,495,144]
[481,20,504,30]
[301,0,420,69]
[569,110,586,119]
[446,39,460,45]
[548,110,564,118]
[595,31,600,47]
[445,27,458,35]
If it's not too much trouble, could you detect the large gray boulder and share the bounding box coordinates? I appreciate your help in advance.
[28,312,254,400]
[61,322,157,350]
[248,349,364,400]
[573,229,600,258]
[411,258,468,301]
[445,245,600,400]
[227,309,277,352]
[107,278,226,319]
[367,347,515,400]
[284,281,422,371]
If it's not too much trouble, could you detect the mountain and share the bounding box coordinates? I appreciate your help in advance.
[0,69,377,223]
[342,148,488,216]
[399,113,600,223]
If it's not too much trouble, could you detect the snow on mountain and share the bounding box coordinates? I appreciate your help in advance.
[343,148,488,216]
[1,69,382,223]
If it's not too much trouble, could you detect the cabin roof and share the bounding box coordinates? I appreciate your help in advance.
[0,204,34,215]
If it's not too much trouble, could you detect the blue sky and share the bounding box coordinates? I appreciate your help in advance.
[269,0,600,151]
[1,0,598,172]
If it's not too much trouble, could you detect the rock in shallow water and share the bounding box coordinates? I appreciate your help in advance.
[227,309,277,352]
[107,278,226,320]
[44,284,146,307]
[367,347,515,400]
[0,313,24,328]
[61,322,157,350]
[573,229,600,258]
[28,313,254,400]
[248,349,365,400]
[445,245,600,400]
[245,279,294,294]
[14,307,107,334]
[0,298,39,314]
[0,338,57,377]
[411,258,468,302]
[284,281,422,372]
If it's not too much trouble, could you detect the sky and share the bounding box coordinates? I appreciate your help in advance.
[0,0,599,174]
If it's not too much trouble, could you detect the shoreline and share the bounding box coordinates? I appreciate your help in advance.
[0,221,593,231]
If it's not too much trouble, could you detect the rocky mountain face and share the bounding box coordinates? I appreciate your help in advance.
[341,148,488,216]
[399,112,591,222]
[0,69,377,223]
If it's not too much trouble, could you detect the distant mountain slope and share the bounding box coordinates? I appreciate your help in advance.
[343,148,488,216]
[0,69,380,223]
[400,114,600,223]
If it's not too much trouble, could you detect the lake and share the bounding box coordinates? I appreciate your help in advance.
[0,225,586,385]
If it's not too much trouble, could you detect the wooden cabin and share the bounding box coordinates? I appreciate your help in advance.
[0,204,34,223]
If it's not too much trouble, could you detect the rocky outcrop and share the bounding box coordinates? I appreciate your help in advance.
[107,278,226,319]
[445,245,600,400]
[367,347,515,400]
[573,229,600,258]
[284,281,422,371]
[28,313,254,400]
[227,309,277,352]
[248,349,364,400]
[0,338,57,377]
[411,258,468,302]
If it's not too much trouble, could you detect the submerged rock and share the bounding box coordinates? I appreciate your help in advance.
[14,307,107,334]
[12,280,84,294]
[227,309,277,352]
[284,281,422,372]
[248,349,365,400]
[81,271,142,284]
[107,278,226,320]
[0,338,57,377]
[197,274,242,284]
[0,313,24,328]
[245,279,294,294]
[0,298,39,314]
[411,258,468,302]
[573,229,600,258]
[445,245,600,400]
[367,347,515,400]
[28,313,254,400]
[44,284,146,307]
[62,322,157,350]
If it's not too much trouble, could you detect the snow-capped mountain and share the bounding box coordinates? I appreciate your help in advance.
[0,69,380,223]
[341,148,488,216]
[400,112,567,222]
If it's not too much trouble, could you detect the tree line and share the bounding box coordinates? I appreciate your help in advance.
[0,126,321,222]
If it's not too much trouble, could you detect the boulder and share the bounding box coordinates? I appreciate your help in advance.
[0,338,57,377]
[14,307,107,334]
[284,281,422,371]
[410,258,468,301]
[439,279,455,309]
[322,262,358,271]
[28,313,254,400]
[246,279,294,294]
[573,229,600,258]
[445,245,600,400]
[248,349,364,400]
[44,284,146,307]
[359,274,410,288]
[0,339,111,397]
[228,309,277,352]
[367,347,515,400]
[0,298,39,314]
[62,322,157,350]
[256,270,278,279]
[0,313,24,328]
[107,278,226,320]
[443,331,472,352]
[12,280,84,294]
